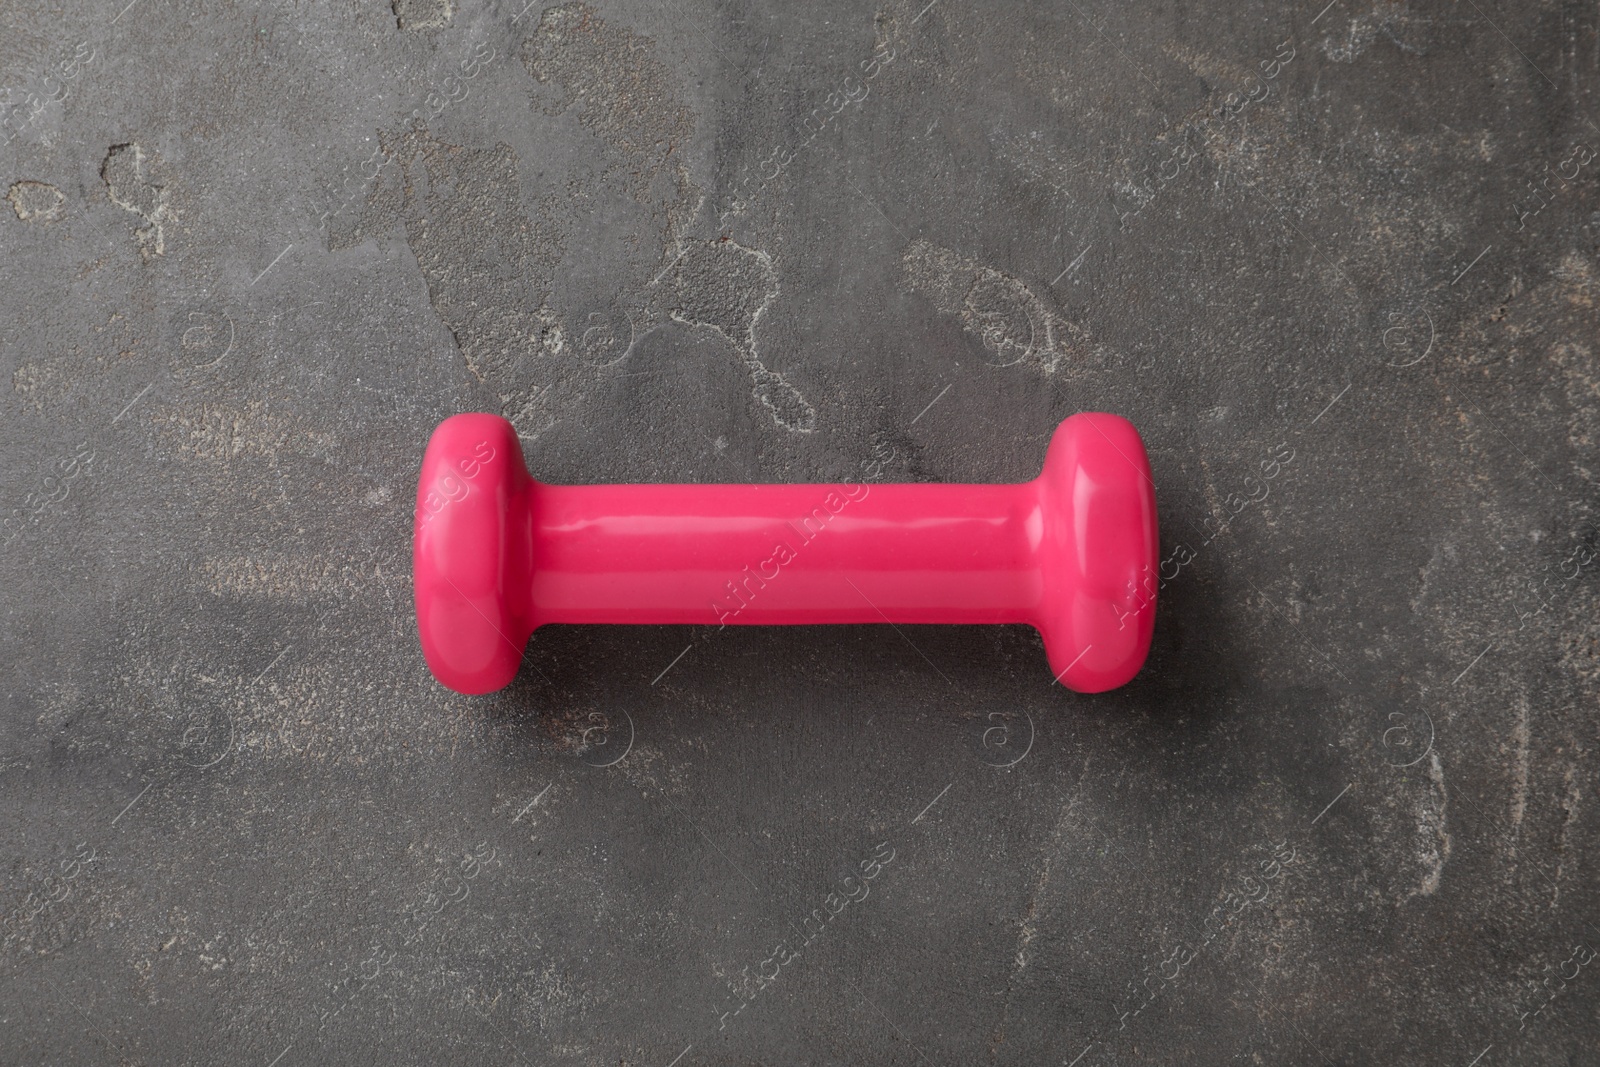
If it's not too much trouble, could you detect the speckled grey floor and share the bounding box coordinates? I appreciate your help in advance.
[3,1,1599,1064]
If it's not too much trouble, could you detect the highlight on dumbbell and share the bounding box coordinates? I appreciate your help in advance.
[412,412,1159,695]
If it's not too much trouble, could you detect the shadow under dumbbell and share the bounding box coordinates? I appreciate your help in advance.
[476,565,1243,769]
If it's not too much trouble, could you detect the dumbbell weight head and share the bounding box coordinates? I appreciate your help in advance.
[413,413,535,695]
[1032,412,1159,692]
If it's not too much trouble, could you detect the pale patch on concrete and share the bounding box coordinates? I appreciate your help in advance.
[1319,3,1430,64]
[392,0,453,30]
[1008,792,1081,978]
[1551,764,1580,907]
[6,180,64,223]
[1406,751,1452,900]
[340,124,566,385]
[658,239,815,432]
[1506,695,1530,866]
[521,3,695,195]
[152,400,338,463]
[102,143,174,260]
[11,360,65,411]
[902,238,1091,373]
[1409,539,1459,615]
[201,553,401,601]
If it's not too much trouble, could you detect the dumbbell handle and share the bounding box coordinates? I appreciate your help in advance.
[531,481,1033,626]
[413,413,1159,695]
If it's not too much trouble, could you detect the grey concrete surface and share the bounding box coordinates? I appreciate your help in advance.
[3,0,1599,1063]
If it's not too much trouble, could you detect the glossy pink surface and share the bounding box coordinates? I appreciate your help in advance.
[414,412,1159,695]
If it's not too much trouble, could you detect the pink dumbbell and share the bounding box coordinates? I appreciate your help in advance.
[413,413,1159,695]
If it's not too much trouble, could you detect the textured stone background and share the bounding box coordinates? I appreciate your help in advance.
[3,0,1599,1063]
